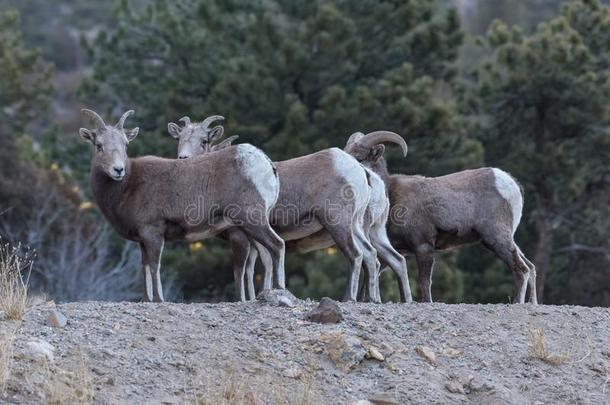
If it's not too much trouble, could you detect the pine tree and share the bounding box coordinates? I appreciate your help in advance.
[465,0,610,302]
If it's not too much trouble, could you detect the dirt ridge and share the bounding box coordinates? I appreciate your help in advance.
[2,300,609,404]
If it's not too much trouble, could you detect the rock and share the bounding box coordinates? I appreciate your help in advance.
[366,347,385,362]
[326,332,366,372]
[282,366,302,379]
[415,346,436,365]
[443,347,462,358]
[350,401,373,405]
[368,394,399,405]
[587,361,607,374]
[257,289,298,307]
[306,297,343,324]
[21,339,55,362]
[46,309,67,328]
[445,381,466,394]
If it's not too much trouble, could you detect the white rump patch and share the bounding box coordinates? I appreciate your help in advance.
[330,149,370,210]
[235,144,279,209]
[492,168,523,234]
[364,167,388,226]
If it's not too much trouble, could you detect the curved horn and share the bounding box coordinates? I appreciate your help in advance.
[179,116,191,126]
[346,131,365,147]
[200,115,224,128]
[81,109,106,128]
[116,110,135,130]
[211,135,239,151]
[360,131,408,157]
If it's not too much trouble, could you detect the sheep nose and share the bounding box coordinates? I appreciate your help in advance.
[113,166,124,176]
[178,155,189,159]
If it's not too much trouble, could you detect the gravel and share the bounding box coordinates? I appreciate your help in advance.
[1,299,609,404]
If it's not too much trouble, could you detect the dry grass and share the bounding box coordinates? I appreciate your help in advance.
[43,350,93,405]
[529,327,570,365]
[0,327,16,393]
[0,240,33,321]
[192,364,312,405]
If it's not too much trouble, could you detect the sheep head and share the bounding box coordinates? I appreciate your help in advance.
[79,109,139,181]
[344,130,408,163]
[167,114,225,159]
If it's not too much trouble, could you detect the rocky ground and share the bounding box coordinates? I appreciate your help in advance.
[1,295,609,404]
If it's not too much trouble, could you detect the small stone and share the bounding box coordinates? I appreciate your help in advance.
[282,367,302,379]
[349,401,373,405]
[587,361,607,374]
[46,309,67,328]
[306,297,343,324]
[368,394,399,405]
[443,347,462,358]
[326,332,366,372]
[106,377,115,385]
[21,339,55,362]
[416,346,436,365]
[445,381,466,394]
[366,347,385,362]
[257,289,298,307]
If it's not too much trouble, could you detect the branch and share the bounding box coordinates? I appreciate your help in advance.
[556,243,610,261]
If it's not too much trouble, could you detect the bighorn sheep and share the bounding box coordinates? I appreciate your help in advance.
[79,109,285,302]
[344,131,538,305]
[288,152,413,303]
[167,116,377,302]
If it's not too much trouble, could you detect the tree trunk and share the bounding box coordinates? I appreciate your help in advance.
[534,196,553,303]
[533,102,554,303]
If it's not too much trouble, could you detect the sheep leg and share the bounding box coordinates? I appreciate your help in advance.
[482,232,529,304]
[244,244,258,300]
[228,229,251,302]
[322,223,363,302]
[243,225,286,289]
[517,247,538,304]
[357,267,371,302]
[373,237,413,303]
[139,235,165,303]
[252,241,273,291]
[354,228,380,303]
[415,244,435,303]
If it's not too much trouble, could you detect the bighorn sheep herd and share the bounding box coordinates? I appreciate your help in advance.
[79,108,537,305]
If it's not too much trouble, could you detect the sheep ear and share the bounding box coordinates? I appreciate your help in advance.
[126,127,139,142]
[79,128,95,143]
[370,144,385,162]
[168,122,181,139]
[208,125,224,143]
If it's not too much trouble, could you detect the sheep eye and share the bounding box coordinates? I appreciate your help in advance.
[96,144,103,153]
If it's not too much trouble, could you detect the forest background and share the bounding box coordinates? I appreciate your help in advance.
[0,0,608,306]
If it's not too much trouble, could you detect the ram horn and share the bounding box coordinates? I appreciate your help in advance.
[360,131,408,157]
[116,110,135,130]
[81,109,106,128]
[200,115,225,128]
